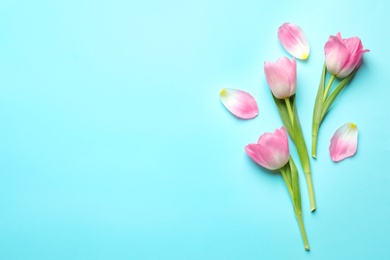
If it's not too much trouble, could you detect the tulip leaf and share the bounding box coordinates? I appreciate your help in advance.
[320,70,356,121]
[311,64,326,155]
[289,157,302,215]
[272,93,294,142]
[282,160,292,187]
[280,161,293,206]
[292,96,311,175]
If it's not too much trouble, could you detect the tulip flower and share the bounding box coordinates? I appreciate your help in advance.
[245,127,289,170]
[264,57,297,99]
[278,23,310,60]
[245,127,310,251]
[325,33,369,79]
[219,88,258,119]
[312,33,368,159]
[264,57,316,211]
[329,123,358,162]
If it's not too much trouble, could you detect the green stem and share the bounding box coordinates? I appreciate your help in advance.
[305,174,316,212]
[311,124,319,159]
[323,75,336,102]
[296,212,310,251]
[284,98,294,126]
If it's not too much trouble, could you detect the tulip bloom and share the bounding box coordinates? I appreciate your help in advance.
[220,88,258,119]
[264,57,297,99]
[329,123,358,162]
[278,23,310,60]
[245,127,289,170]
[245,127,310,250]
[325,32,369,78]
[312,33,368,159]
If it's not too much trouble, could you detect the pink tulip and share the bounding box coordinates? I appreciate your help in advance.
[329,123,358,162]
[324,33,369,78]
[278,23,310,60]
[220,88,258,119]
[245,127,289,170]
[264,57,297,99]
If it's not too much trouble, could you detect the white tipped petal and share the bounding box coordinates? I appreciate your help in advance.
[278,23,310,60]
[220,88,258,119]
[329,123,358,162]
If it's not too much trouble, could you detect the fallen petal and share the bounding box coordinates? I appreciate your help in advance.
[329,123,358,162]
[278,23,310,60]
[220,88,258,119]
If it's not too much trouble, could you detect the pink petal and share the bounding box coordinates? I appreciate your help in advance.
[276,57,297,95]
[275,126,289,147]
[248,127,290,170]
[329,123,358,162]
[336,32,343,41]
[325,35,350,76]
[337,49,369,78]
[278,23,310,60]
[264,61,292,99]
[342,37,363,54]
[258,128,289,163]
[245,144,274,170]
[220,88,258,119]
[337,36,370,78]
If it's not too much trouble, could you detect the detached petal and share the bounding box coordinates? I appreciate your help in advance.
[278,23,310,60]
[220,88,258,119]
[329,123,358,162]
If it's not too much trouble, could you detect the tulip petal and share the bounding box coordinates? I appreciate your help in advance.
[220,88,258,119]
[245,127,290,170]
[329,123,358,162]
[276,57,297,95]
[338,36,369,78]
[342,36,363,54]
[278,23,310,60]
[337,49,369,78]
[264,61,291,99]
[324,32,369,78]
[325,35,350,76]
[245,144,275,170]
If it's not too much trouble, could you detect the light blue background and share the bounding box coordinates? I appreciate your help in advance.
[0,0,389,259]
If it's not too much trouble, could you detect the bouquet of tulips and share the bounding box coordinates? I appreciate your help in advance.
[219,23,369,251]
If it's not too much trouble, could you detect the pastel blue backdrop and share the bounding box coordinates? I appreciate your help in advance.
[0,0,389,259]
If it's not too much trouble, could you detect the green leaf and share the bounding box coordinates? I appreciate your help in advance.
[320,70,356,121]
[289,157,302,215]
[312,64,326,132]
[280,162,293,204]
[292,96,310,175]
[272,93,294,141]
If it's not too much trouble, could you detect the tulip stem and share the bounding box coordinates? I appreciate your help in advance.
[305,173,316,211]
[311,126,319,159]
[284,98,294,126]
[323,75,336,102]
[296,212,310,251]
[280,165,310,251]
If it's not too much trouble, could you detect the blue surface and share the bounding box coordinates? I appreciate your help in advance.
[0,0,389,259]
